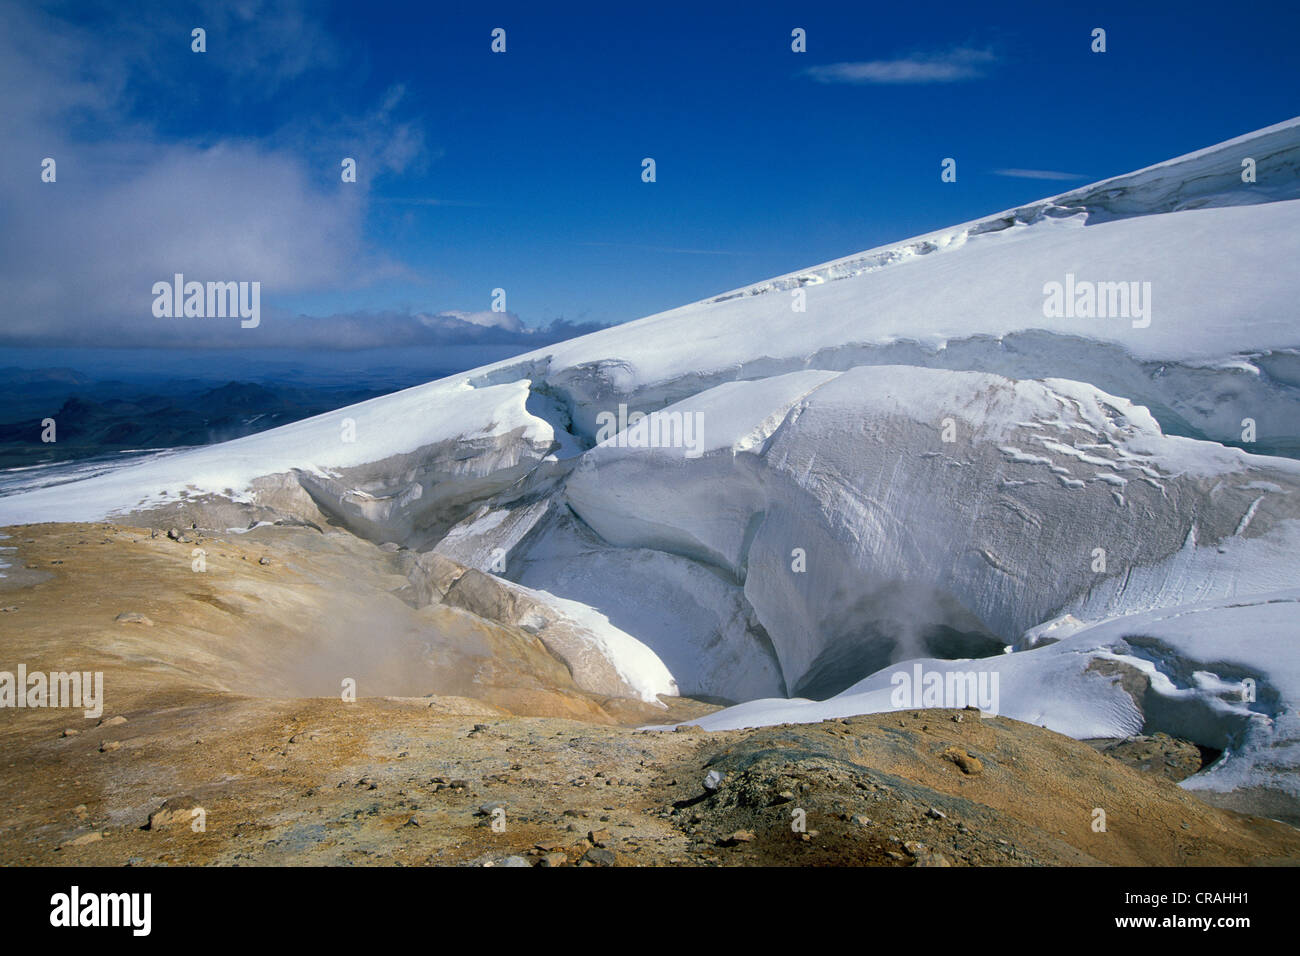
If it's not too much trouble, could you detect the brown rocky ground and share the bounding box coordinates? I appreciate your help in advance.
[2,523,1298,867]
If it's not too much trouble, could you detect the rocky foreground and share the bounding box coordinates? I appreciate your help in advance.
[1,523,1297,867]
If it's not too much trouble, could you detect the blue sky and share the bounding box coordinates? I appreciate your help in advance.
[2,0,1298,370]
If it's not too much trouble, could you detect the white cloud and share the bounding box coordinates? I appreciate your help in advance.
[992,168,1089,181]
[804,47,997,85]
[0,1,426,349]
[424,310,525,334]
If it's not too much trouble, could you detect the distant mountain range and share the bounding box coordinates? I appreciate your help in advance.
[0,372,405,469]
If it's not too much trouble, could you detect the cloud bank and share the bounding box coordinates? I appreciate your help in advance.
[0,1,561,353]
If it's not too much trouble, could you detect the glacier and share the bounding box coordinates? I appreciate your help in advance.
[3,117,1300,819]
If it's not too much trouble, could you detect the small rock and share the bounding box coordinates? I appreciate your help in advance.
[60,831,104,848]
[538,851,568,867]
[587,828,611,847]
[496,855,531,867]
[913,849,952,867]
[942,747,983,775]
[146,798,202,830]
[114,612,153,627]
[926,808,946,820]
[98,715,127,727]
[258,556,271,566]
[717,830,756,847]
[581,847,617,866]
[703,770,724,791]
[99,741,121,753]
[60,728,80,738]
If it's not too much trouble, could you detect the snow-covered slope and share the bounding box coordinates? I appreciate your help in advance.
[5,117,1299,532]
[4,118,1300,816]
[563,366,1300,700]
